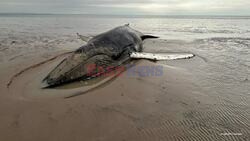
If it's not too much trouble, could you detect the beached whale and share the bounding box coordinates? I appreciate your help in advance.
[43,25,194,87]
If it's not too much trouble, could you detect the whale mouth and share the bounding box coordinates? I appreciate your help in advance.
[43,53,116,87]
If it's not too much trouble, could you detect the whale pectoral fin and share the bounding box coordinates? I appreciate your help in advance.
[130,52,195,61]
[141,35,159,40]
[76,33,92,42]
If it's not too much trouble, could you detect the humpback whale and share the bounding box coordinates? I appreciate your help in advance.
[43,25,194,87]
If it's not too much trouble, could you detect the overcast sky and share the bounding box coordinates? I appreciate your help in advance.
[1,0,250,15]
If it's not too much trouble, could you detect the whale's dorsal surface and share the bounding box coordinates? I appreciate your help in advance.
[44,25,194,87]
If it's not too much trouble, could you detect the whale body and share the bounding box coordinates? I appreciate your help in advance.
[44,25,158,87]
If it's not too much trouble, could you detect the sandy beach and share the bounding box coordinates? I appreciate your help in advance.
[0,36,249,140]
[0,15,249,141]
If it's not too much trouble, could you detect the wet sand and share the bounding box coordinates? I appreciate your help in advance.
[0,38,249,141]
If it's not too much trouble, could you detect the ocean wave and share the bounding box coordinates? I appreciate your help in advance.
[169,28,239,34]
[195,37,250,45]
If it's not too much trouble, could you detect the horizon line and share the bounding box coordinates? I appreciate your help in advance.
[0,13,250,17]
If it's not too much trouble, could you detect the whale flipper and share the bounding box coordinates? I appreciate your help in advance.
[141,35,159,40]
[130,52,195,61]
